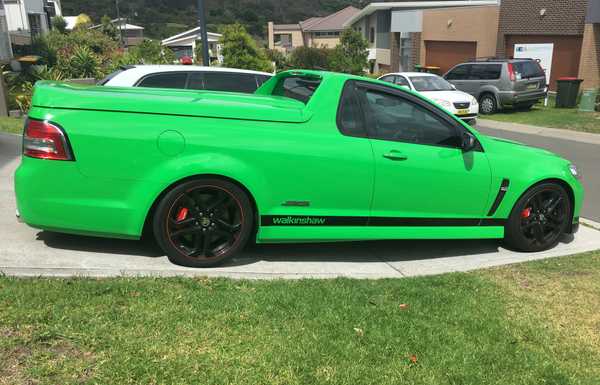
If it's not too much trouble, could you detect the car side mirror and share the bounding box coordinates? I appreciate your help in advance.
[461,132,476,152]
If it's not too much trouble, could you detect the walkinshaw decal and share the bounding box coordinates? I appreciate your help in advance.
[261,215,506,227]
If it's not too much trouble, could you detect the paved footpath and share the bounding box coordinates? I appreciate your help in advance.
[1,130,600,279]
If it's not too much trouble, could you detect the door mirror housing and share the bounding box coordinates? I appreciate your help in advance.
[461,132,477,152]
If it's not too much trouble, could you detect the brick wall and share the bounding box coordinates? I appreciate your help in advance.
[410,32,421,71]
[497,0,588,57]
[578,23,600,89]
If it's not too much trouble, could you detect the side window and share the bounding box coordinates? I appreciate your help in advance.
[272,76,321,104]
[379,75,396,83]
[469,64,501,80]
[187,72,204,90]
[445,65,470,80]
[203,72,258,93]
[361,88,460,148]
[395,76,409,87]
[337,82,366,138]
[137,72,188,89]
[256,75,271,87]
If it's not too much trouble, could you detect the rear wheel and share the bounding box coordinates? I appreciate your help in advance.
[479,94,497,115]
[515,102,535,111]
[504,183,571,252]
[153,178,254,267]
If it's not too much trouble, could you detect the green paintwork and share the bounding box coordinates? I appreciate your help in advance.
[15,70,583,243]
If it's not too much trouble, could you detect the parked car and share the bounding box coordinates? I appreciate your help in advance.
[443,58,547,114]
[378,72,478,124]
[99,65,273,94]
[16,70,582,267]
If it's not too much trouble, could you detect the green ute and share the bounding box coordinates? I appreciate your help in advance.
[15,70,584,267]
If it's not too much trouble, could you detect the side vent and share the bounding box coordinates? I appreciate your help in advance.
[487,179,510,216]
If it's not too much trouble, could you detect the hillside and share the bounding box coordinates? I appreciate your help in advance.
[61,0,366,41]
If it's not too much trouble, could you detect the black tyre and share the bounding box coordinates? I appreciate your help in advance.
[479,94,497,115]
[515,102,535,111]
[153,178,254,267]
[504,183,571,252]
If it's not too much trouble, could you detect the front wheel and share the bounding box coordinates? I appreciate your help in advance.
[479,94,497,115]
[153,178,254,267]
[504,183,571,252]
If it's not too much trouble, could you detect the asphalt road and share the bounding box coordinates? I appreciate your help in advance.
[0,132,20,169]
[476,122,600,222]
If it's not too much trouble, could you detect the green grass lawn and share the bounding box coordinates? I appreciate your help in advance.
[0,116,24,135]
[1,251,599,384]
[483,96,600,134]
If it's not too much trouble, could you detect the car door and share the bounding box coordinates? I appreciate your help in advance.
[355,81,492,221]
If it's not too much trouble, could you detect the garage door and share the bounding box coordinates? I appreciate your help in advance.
[505,35,583,91]
[425,41,477,75]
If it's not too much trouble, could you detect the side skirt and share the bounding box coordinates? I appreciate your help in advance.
[257,225,504,243]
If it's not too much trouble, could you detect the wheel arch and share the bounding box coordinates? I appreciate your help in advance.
[141,173,260,240]
[509,177,576,231]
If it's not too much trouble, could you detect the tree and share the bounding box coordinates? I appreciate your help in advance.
[51,16,67,33]
[74,13,92,29]
[99,15,119,41]
[329,28,368,75]
[131,39,176,64]
[289,46,330,70]
[219,23,272,72]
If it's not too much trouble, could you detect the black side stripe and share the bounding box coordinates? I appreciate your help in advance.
[261,215,506,227]
[487,178,510,216]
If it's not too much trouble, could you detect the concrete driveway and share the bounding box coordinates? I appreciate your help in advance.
[2,131,600,279]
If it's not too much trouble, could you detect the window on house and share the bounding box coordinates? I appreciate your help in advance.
[399,36,412,71]
[274,33,292,48]
[369,27,375,44]
[28,14,42,37]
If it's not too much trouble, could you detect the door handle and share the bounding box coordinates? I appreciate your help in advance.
[382,151,408,161]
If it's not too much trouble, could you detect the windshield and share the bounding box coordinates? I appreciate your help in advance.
[409,76,454,92]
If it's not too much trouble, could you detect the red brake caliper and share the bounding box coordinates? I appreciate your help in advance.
[521,207,532,219]
[176,207,189,222]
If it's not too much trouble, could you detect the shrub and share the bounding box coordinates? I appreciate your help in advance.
[329,28,369,75]
[51,16,67,33]
[130,39,176,64]
[289,46,330,70]
[58,45,101,79]
[220,23,272,72]
[74,13,92,30]
[266,49,290,71]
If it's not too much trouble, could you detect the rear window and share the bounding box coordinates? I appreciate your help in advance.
[138,72,188,89]
[203,72,259,93]
[512,61,545,80]
[272,76,321,104]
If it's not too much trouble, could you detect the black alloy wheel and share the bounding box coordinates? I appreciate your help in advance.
[154,179,254,267]
[505,183,571,252]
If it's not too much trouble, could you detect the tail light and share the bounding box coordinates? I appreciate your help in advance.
[507,63,516,81]
[23,119,74,161]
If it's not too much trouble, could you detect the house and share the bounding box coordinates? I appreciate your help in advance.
[90,17,144,47]
[267,6,360,53]
[0,3,14,62]
[496,0,600,90]
[344,1,499,74]
[162,27,222,64]
[4,0,61,45]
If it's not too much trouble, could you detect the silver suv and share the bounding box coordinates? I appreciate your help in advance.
[443,58,547,114]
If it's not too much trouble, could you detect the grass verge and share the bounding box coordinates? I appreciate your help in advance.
[1,251,599,384]
[0,116,24,135]
[483,96,600,134]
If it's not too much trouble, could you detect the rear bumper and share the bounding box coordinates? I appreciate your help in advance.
[498,89,547,106]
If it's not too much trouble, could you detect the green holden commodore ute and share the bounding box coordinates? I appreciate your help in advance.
[15,70,583,267]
